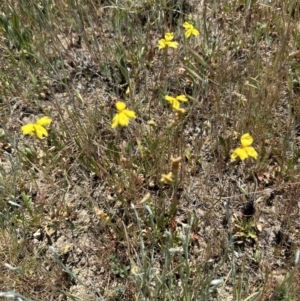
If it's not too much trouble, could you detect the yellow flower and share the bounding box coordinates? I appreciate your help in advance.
[231,133,258,161]
[158,32,179,49]
[161,172,173,184]
[21,116,52,139]
[164,94,188,110]
[111,101,136,128]
[183,22,199,38]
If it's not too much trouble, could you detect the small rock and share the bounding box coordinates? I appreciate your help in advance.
[33,238,40,244]
[33,229,42,240]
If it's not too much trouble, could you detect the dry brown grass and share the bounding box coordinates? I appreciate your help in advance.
[1,0,300,300]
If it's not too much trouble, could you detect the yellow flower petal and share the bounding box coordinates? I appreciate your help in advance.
[21,123,35,136]
[192,28,199,36]
[166,98,178,109]
[123,109,136,119]
[176,95,188,102]
[230,152,238,160]
[185,29,192,38]
[118,112,130,126]
[116,101,126,112]
[165,95,175,103]
[165,32,174,41]
[111,114,119,128]
[158,39,167,49]
[171,99,180,110]
[36,116,52,126]
[34,124,48,139]
[231,147,248,161]
[161,172,173,184]
[164,95,174,101]
[245,146,258,159]
[183,22,192,30]
[240,133,253,147]
[166,41,179,48]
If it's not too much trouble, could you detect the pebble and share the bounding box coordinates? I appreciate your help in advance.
[33,229,42,240]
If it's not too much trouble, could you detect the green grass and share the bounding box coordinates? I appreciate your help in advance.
[1,0,300,300]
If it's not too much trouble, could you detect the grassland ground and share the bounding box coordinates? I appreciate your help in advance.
[1,0,300,300]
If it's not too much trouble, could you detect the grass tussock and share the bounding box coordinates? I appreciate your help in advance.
[1,0,300,300]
